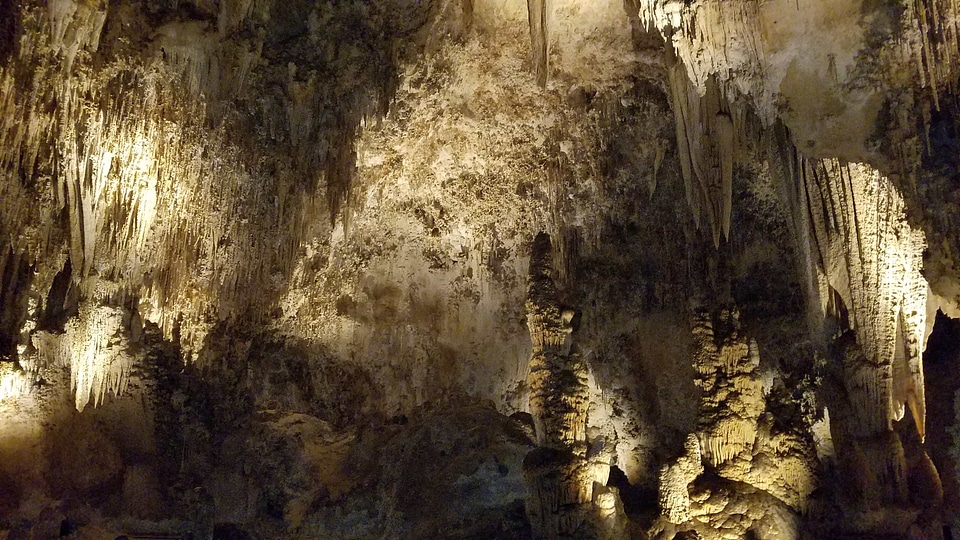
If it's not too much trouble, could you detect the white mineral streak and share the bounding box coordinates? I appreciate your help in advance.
[803,160,928,438]
[811,408,836,461]
[0,362,27,401]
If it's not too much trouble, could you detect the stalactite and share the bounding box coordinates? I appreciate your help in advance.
[907,0,960,110]
[802,160,929,438]
[668,65,735,247]
[526,0,549,88]
[0,1,336,369]
[47,0,107,73]
[32,288,134,412]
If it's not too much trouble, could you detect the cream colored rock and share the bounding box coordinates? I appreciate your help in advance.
[523,233,627,538]
[659,434,703,525]
[804,161,928,439]
[33,300,134,411]
[692,308,763,468]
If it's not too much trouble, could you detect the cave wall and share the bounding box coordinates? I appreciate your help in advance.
[0,0,959,538]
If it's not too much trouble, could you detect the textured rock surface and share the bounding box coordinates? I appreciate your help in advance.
[0,0,959,538]
[522,232,626,539]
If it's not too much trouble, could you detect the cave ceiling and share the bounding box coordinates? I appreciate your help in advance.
[1,0,960,538]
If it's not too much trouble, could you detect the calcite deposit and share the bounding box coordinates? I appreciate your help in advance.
[1,0,959,538]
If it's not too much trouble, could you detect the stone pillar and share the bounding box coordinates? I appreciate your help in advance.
[522,232,621,539]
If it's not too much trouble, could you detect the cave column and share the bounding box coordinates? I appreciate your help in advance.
[521,232,623,539]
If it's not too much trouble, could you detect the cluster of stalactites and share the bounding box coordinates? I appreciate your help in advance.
[47,0,107,73]
[32,298,134,412]
[1,1,310,368]
[633,0,960,116]
[801,159,928,439]
[829,334,914,506]
[905,0,960,110]
[631,0,960,256]
[668,68,741,248]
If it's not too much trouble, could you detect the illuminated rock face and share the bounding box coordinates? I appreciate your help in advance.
[692,308,763,470]
[522,232,625,539]
[0,0,959,538]
[655,307,817,538]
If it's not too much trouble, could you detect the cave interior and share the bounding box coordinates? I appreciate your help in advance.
[2,0,960,539]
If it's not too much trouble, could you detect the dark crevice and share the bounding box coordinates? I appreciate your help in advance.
[40,259,74,332]
[922,309,960,525]
[0,0,17,65]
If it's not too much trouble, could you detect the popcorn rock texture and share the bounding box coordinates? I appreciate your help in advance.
[0,0,959,538]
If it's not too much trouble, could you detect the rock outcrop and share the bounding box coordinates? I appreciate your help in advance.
[655,307,818,539]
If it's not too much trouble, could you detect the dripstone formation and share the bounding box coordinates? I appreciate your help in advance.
[1,0,960,538]
[522,232,626,539]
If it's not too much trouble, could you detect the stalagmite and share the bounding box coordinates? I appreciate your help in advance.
[522,232,625,539]
[656,306,818,534]
[0,0,958,537]
[658,434,704,525]
[691,307,762,468]
[523,232,591,537]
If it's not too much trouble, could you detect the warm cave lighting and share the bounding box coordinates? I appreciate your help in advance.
[70,307,131,412]
[0,0,957,537]
[0,365,26,402]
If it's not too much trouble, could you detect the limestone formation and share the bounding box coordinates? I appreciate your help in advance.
[669,67,737,248]
[659,434,704,525]
[0,0,958,537]
[655,306,819,537]
[522,232,626,539]
[31,279,137,411]
[691,307,763,469]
